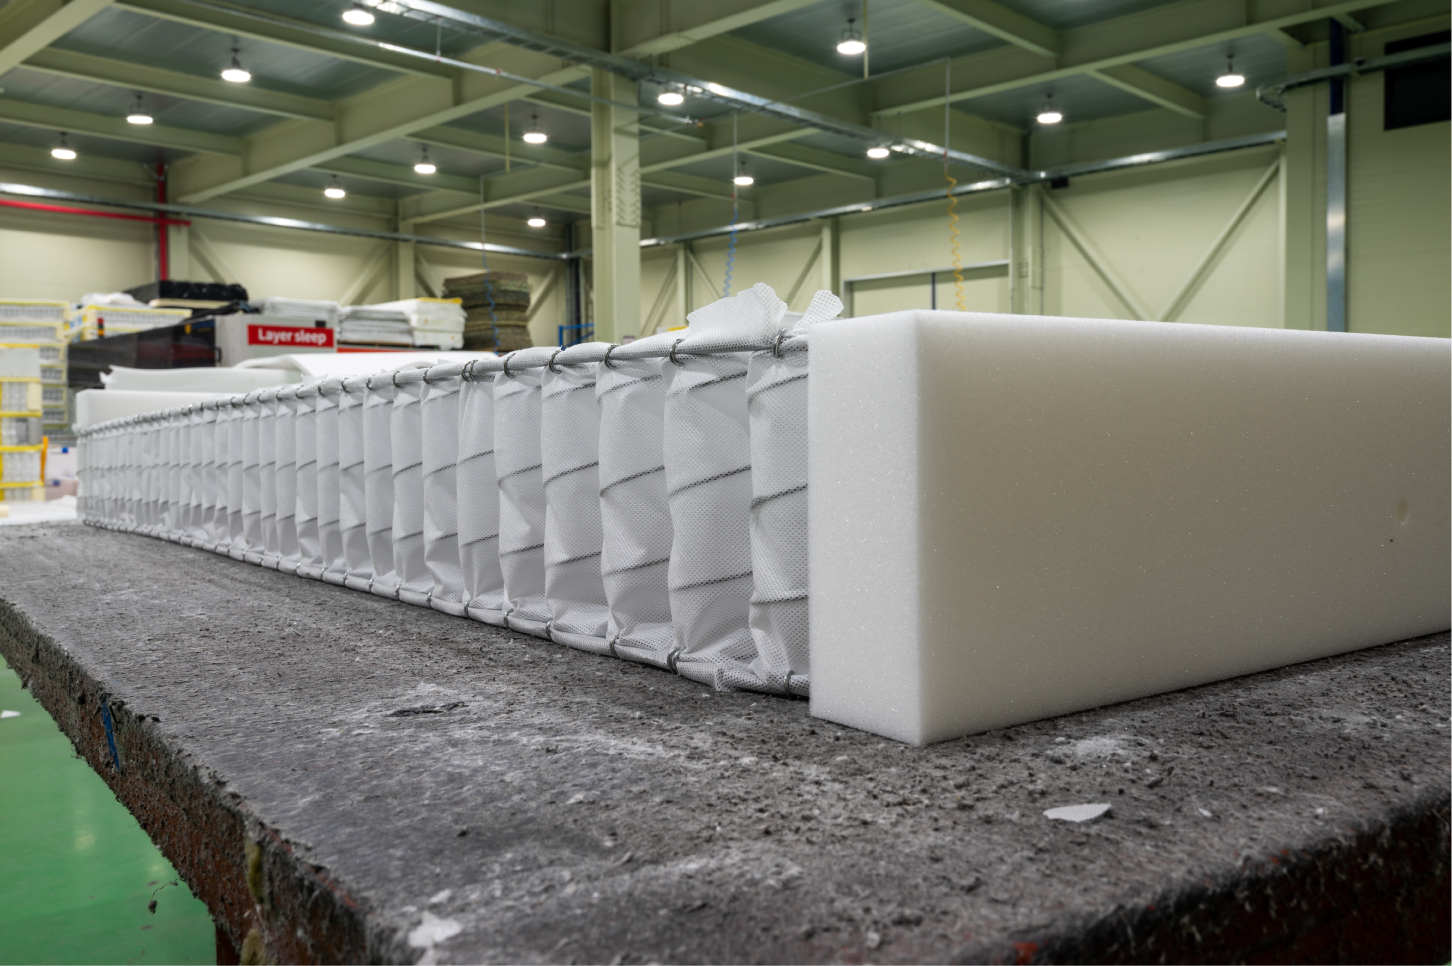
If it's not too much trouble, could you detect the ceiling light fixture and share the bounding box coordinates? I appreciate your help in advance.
[733,160,754,186]
[1036,95,1062,125]
[527,208,546,228]
[866,145,890,159]
[521,114,548,144]
[837,18,866,55]
[413,147,436,175]
[657,88,684,107]
[324,175,346,199]
[342,4,374,26]
[51,132,76,161]
[1217,56,1245,88]
[126,94,153,125]
[221,47,251,83]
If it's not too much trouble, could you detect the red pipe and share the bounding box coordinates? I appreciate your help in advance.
[0,197,190,226]
[155,163,170,281]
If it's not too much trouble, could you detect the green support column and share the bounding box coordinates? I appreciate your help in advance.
[1282,45,1322,330]
[395,210,417,301]
[674,243,690,326]
[1011,185,1044,316]
[590,68,642,343]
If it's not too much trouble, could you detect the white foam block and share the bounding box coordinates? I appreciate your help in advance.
[809,310,1450,745]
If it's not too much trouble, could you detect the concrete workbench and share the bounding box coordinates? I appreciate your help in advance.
[1,523,1447,964]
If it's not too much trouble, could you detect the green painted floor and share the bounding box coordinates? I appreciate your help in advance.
[0,657,215,965]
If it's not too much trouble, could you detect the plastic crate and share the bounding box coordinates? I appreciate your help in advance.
[1,445,42,483]
[42,405,67,426]
[69,304,191,342]
[0,301,67,323]
[0,482,44,501]
[1,379,42,415]
[0,320,66,343]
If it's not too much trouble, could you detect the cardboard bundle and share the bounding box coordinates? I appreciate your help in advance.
[443,272,531,352]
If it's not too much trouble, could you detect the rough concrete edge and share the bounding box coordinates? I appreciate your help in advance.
[949,782,1451,964]
[0,592,416,966]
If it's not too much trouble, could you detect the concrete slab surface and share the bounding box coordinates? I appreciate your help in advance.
[0,523,1447,964]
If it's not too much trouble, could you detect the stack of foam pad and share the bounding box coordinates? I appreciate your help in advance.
[77,284,832,697]
[338,305,413,346]
[368,299,467,350]
[258,297,339,327]
[443,272,531,352]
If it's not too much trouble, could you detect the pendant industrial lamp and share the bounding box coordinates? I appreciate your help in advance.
[657,87,684,106]
[1216,56,1245,88]
[866,145,890,159]
[837,18,866,55]
[521,114,548,144]
[221,47,251,83]
[1036,94,1062,125]
[324,175,346,199]
[733,160,754,186]
[527,208,546,228]
[126,94,153,125]
[413,147,436,175]
[51,132,76,160]
[342,4,374,26]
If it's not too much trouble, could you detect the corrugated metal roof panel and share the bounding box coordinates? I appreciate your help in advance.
[54,6,395,101]
[0,67,279,137]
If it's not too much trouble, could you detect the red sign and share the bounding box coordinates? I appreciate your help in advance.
[247,324,335,348]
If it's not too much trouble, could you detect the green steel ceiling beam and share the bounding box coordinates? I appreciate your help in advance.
[641,169,737,200]
[908,0,1060,57]
[748,141,878,181]
[404,164,590,224]
[873,0,1408,117]
[23,47,338,121]
[1090,64,1208,118]
[612,0,823,56]
[227,180,399,218]
[313,155,481,195]
[0,0,113,75]
[408,126,586,174]
[526,192,592,214]
[0,95,242,154]
[0,139,152,185]
[115,0,457,78]
[169,41,588,203]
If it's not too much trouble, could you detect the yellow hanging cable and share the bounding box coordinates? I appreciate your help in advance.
[943,63,965,310]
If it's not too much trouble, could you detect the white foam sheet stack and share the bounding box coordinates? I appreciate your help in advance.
[316,379,347,586]
[391,370,432,606]
[596,335,676,669]
[458,368,507,625]
[363,375,400,598]
[294,385,323,580]
[494,348,555,635]
[421,364,468,617]
[339,377,374,592]
[541,344,612,654]
[809,310,1452,746]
